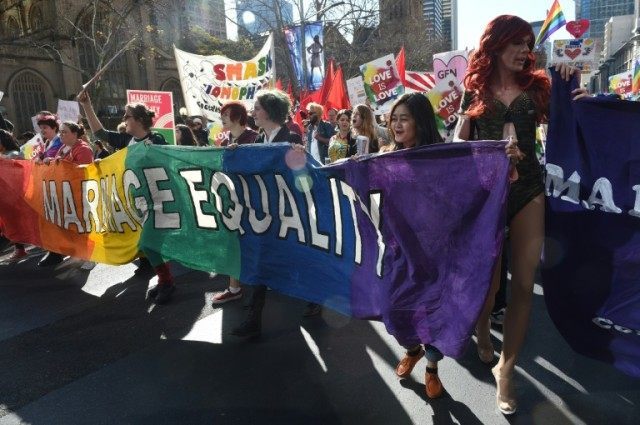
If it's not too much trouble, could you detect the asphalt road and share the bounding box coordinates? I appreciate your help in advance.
[0,245,638,425]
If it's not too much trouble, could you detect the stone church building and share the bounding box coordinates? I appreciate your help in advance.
[0,0,187,133]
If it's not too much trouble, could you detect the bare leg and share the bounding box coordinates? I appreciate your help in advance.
[493,193,544,413]
[475,247,503,363]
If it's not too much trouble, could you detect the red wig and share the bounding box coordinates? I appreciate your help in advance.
[220,101,248,126]
[463,15,551,122]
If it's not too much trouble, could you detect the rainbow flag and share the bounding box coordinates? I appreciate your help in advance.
[535,0,567,47]
[632,56,640,94]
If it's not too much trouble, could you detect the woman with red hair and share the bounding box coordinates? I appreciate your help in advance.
[454,15,586,415]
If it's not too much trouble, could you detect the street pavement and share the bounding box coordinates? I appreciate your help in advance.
[0,245,638,425]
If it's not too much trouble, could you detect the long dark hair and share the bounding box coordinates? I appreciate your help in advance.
[0,129,20,152]
[388,93,442,150]
[176,124,197,146]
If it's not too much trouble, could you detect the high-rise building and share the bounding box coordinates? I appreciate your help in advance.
[186,0,227,39]
[236,0,294,36]
[422,0,443,41]
[441,0,457,49]
[575,0,634,39]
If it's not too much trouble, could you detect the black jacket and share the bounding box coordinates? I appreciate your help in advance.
[254,125,302,145]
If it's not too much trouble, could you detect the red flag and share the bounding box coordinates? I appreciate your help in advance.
[313,58,335,103]
[276,79,283,90]
[396,46,406,85]
[324,66,350,113]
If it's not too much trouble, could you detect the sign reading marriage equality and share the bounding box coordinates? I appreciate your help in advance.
[0,142,509,357]
[544,71,640,378]
[127,90,176,144]
[173,34,274,123]
[359,54,405,114]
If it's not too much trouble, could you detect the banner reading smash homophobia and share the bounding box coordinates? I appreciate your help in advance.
[544,72,640,377]
[174,35,274,121]
[0,142,509,357]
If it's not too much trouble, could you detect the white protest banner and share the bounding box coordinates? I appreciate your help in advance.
[359,54,405,114]
[346,76,367,107]
[56,100,81,123]
[0,91,4,102]
[552,38,596,71]
[174,34,274,122]
[433,50,469,87]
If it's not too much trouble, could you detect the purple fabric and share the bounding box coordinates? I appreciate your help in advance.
[328,141,510,357]
[544,71,640,377]
[42,135,62,159]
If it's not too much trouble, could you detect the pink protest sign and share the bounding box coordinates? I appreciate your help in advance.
[126,90,175,144]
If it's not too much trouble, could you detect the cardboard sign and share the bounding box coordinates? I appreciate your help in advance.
[346,76,368,107]
[56,100,81,124]
[433,50,468,87]
[426,75,464,141]
[359,54,405,114]
[609,71,634,96]
[566,20,590,39]
[552,38,596,71]
[126,90,175,144]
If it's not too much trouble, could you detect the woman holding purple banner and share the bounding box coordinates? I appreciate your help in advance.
[381,93,448,399]
[454,15,587,415]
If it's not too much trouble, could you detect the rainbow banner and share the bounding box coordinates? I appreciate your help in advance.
[632,57,640,94]
[0,142,509,357]
[535,0,567,47]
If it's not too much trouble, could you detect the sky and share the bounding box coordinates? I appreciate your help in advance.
[224,0,578,47]
[457,0,576,50]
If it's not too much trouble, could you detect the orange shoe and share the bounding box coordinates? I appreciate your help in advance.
[425,367,444,399]
[395,347,425,378]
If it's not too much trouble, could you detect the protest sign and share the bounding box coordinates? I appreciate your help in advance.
[552,38,596,71]
[608,71,633,97]
[126,90,175,144]
[346,76,367,107]
[359,54,405,114]
[56,100,81,124]
[433,50,468,87]
[426,75,464,141]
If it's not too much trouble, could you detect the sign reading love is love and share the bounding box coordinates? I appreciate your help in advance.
[566,19,590,39]
[552,38,596,71]
[426,75,463,141]
[359,53,405,114]
[432,50,468,87]
[608,71,634,97]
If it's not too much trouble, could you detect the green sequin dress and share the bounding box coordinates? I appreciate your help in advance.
[460,91,544,221]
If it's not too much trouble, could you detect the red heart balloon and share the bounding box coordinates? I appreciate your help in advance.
[566,20,590,38]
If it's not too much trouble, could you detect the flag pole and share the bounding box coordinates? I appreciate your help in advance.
[82,37,137,90]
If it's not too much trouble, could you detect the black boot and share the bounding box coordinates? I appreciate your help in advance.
[134,257,154,278]
[231,285,265,338]
[230,310,262,338]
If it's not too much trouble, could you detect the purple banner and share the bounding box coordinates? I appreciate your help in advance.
[325,142,509,356]
[544,71,640,377]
